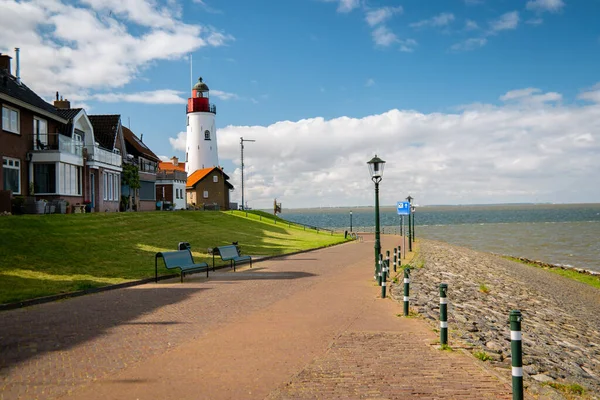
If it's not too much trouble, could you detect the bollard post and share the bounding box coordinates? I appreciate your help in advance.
[385,250,390,278]
[403,267,410,316]
[393,248,397,272]
[377,253,383,285]
[510,310,523,400]
[440,283,448,346]
[398,245,402,262]
[381,259,387,298]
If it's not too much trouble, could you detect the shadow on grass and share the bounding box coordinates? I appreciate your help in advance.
[0,285,208,371]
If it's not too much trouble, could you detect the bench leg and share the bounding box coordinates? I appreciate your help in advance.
[155,257,158,283]
[231,260,235,272]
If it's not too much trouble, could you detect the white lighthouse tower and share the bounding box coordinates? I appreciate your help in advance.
[185,77,218,175]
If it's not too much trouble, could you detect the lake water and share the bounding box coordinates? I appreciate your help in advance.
[279,204,600,273]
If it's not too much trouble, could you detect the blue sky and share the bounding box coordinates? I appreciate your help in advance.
[2,0,600,208]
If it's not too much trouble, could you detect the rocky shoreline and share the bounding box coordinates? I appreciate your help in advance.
[390,239,600,399]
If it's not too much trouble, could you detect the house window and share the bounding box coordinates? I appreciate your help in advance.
[109,174,114,200]
[103,172,108,200]
[59,163,82,196]
[139,180,155,201]
[203,190,208,199]
[213,175,218,183]
[114,174,119,201]
[204,130,210,140]
[2,106,19,134]
[33,117,48,149]
[2,157,21,194]
[34,163,56,194]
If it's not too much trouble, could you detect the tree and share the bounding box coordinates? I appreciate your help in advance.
[121,163,140,211]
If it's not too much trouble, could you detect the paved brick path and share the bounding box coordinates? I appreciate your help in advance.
[0,235,512,399]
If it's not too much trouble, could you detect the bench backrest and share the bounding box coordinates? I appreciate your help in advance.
[217,245,240,259]
[158,250,193,267]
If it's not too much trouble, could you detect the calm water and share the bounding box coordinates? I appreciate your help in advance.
[279,204,600,272]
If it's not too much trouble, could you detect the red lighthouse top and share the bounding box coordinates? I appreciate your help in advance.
[187,77,216,114]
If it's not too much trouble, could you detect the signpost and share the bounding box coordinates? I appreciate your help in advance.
[397,202,411,260]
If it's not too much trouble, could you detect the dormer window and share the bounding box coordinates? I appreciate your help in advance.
[204,130,210,140]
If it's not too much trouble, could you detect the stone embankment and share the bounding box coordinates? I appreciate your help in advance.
[390,239,600,399]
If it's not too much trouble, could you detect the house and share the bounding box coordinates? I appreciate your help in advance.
[86,114,125,212]
[156,156,187,210]
[1,52,84,211]
[121,126,159,211]
[186,166,233,210]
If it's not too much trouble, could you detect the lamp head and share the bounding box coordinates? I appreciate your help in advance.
[367,155,386,182]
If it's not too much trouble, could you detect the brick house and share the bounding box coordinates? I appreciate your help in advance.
[86,115,125,212]
[1,53,86,211]
[122,126,159,212]
[186,166,233,210]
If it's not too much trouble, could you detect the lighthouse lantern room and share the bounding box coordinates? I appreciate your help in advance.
[186,77,218,175]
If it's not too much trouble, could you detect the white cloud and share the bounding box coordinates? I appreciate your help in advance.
[372,26,398,47]
[526,18,544,25]
[90,90,187,104]
[170,87,600,208]
[489,11,519,32]
[450,38,487,52]
[365,6,403,27]
[500,87,562,104]
[321,0,360,13]
[211,90,240,101]
[526,0,565,13]
[578,83,600,103]
[169,131,187,151]
[410,12,455,29]
[465,20,479,30]
[371,27,417,52]
[0,0,233,99]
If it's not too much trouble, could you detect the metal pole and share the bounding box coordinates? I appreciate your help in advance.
[440,283,448,346]
[393,248,397,272]
[240,137,244,211]
[403,267,410,316]
[412,211,416,243]
[400,215,403,237]
[381,257,387,298]
[408,208,412,252]
[350,211,353,232]
[374,180,381,280]
[510,310,523,400]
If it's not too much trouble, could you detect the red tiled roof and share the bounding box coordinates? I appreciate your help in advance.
[186,167,214,187]
[158,161,185,172]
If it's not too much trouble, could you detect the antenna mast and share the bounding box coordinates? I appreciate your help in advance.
[240,137,256,210]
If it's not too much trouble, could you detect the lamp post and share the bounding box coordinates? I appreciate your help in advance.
[368,155,386,280]
[411,205,416,242]
[406,195,413,252]
[350,210,353,232]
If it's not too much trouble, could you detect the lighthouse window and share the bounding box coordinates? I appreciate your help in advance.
[213,175,218,183]
[204,130,211,140]
[187,116,189,126]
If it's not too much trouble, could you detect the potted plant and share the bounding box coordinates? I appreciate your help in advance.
[83,200,92,213]
[35,199,47,214]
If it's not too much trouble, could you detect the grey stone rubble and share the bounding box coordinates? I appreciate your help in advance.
[390,239,600,400]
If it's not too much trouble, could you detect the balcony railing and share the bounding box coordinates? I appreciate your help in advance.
[156,170,188,181]
[31,133,83,157]
[87,146,122,167]
[186,103,216,114]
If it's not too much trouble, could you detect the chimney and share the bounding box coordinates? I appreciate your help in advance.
[0,53,11,75]
[53,92,71,109]
[171,156,179,166]
[14,48,20,84]
[140,133,143,142]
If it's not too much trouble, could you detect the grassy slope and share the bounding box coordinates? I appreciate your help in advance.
[0,211,346,304]
[503,256,600,289]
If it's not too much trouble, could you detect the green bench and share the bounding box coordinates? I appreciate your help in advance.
[212,245,252,271]
[155,249,209,283]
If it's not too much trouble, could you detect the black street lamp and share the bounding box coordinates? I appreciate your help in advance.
[350,210,353,232]
[406,195,413,252]
[368,155,386,280]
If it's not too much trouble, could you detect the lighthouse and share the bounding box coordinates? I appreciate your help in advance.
[185,77,218,174]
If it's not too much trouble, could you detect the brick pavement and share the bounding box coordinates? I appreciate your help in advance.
[0,235,513,399]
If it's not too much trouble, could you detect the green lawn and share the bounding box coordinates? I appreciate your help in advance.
[0,210,347,304]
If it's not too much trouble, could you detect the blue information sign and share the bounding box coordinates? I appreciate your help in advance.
[397,201,411,215]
